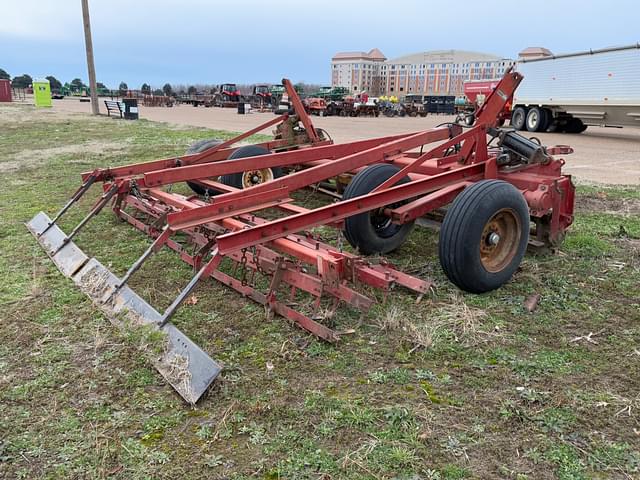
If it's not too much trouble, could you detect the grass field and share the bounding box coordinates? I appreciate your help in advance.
[1,103,639,479]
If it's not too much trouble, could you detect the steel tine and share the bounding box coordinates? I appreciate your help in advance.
[108,227,172,301]
[38,174,97,237]
[52,183,119,256]
[158,250,222,328]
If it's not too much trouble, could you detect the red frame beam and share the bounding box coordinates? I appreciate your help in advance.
[215,163,486,254]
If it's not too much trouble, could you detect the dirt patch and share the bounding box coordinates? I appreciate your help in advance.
[575,193,640,215]
[0,103,89,123]
[0,140,130,173]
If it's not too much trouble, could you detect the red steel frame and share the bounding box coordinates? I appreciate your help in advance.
[31,71,575,394]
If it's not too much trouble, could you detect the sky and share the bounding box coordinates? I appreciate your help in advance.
[1,0,638,89]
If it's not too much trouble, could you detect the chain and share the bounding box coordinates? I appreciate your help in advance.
[252,246,267,276]
[240,248,248,286]
[130,180,142,200]
[204,189,210,203]
[336,229,344,252]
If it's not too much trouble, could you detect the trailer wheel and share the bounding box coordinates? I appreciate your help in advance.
[526,107,549,132]
[565,117,587,134]
[342,164,414,254]
[510,106,527,130]
[220,145,284,189]
[439,180,529,293]
[185,139,224,196]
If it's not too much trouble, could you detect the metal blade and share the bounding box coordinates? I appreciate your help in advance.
[27,211,89,277]
[26,212,222,404]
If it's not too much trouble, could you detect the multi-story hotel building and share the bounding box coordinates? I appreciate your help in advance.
[330,48,387,96]
[331,48,515,97]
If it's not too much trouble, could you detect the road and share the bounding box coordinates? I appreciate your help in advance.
[52,98,640,185]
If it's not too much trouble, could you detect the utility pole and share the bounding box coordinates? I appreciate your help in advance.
[81,0,99,115]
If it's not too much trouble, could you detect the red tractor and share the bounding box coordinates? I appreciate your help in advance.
[252,84,273,107]
[215,83,242,107]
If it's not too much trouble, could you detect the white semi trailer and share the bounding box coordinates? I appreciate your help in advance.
[511,44,640,133]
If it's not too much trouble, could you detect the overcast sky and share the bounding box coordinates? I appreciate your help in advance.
[1,0,638,89]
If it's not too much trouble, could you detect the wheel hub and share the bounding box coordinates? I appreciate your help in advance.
[242,168,274,188]
[479,208,522,273]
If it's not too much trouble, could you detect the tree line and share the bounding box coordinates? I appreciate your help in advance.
[0,68,322,97]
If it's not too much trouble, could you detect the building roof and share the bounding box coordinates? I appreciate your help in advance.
[332,48,387,61]
[518,47,554,58]
[386,49,506,65]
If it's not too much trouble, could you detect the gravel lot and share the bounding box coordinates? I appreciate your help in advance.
[51,98,640,185]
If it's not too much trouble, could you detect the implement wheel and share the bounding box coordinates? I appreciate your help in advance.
[439,180,529,293]
[185,138,223,196]
[342,164,414,254]
[220,145,284,189]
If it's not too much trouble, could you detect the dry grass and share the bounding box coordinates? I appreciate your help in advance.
[375,293,492,351]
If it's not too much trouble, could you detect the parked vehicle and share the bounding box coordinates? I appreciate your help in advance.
[313,86,349,101]
[402,94,429,117]
[303,97,327,115]
[249,84,273,107]
[511,44,640,133]
[214,83,242,107]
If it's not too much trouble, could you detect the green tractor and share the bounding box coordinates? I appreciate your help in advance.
[313,86,348,101]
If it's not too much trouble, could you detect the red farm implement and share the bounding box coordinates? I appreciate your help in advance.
[27,71,575,403]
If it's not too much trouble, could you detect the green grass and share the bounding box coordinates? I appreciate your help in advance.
[0,103,639,479]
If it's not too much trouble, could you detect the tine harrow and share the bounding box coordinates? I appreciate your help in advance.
[27,72,576,403]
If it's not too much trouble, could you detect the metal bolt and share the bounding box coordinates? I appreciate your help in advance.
[488,232,500,245]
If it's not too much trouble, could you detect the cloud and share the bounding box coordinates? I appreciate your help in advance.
[0,3,79,40]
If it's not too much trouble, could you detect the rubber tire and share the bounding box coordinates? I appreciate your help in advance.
[342,164,414,255]
[464,113,475,126]
[565,117,587,134]
[510,106,527,130]
[219,145,283,189]
[439,180,529,293]
[526,107,549,132]
[185,139,223,195]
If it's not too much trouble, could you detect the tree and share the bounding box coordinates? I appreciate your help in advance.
[141,83,151,94]
[12,74,32,88]
[187,85,197,95]
[46,75,62,92]
[162,83,173,96]
[0,68,10,80]
[96,82,106,89]
[119,81,128,91]
[70,78,86,90]
[153,89,163,96]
